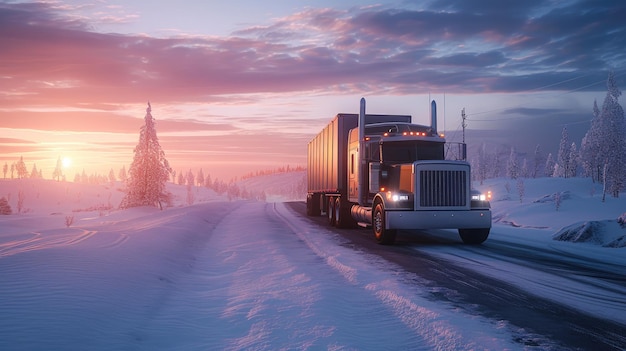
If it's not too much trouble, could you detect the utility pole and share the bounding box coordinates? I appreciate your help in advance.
[461,108,467,144]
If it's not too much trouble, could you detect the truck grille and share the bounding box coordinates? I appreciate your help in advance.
[419,170,467,207]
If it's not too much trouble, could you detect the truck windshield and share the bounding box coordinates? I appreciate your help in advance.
[381,140,444,163]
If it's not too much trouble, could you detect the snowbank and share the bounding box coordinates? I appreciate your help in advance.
[475,177,626,247]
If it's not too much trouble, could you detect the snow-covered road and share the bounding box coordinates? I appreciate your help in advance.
[130,201,526,350]
[2,200,534,350]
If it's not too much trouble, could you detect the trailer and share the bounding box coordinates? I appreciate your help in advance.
[307,98,491,245]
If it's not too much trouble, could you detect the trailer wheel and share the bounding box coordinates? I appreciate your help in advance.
[306,193,321,216]
[458,228,490,245]
[373,202,396,245]
[327,197,336,226]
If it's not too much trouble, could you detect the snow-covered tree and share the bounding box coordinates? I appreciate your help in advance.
[476,143,487,185]
[602,72,626,197]
[186,169,195,187]
[568,142,578,178]
[204,173,212,189]
[556,127,571,178]
[520,158,529,178]
[177,170,185,185]
[506,147,519,179]
[30,163,40,179]
[2,162,7,178]
[532,144,542,178]
[120,103,172,209]
[544,153,555,177]
[0,197,12,215]
[15,156,27,179]
[118,166,127,182]
[185,169,196,205]
[197,168,205,187]
[580,100,602,181]
[108,168,116,184]
[52,156,63,181]
[581,71,626,196]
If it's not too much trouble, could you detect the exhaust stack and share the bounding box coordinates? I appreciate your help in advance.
[430,100,437,134]
[358,98,366,206]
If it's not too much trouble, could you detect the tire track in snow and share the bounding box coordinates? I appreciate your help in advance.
[0,229,97,257]
[272,202,522,351]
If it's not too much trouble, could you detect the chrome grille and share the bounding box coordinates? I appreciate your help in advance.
[419,170,467,207]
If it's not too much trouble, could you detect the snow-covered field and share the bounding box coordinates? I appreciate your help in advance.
[0,175,624,350]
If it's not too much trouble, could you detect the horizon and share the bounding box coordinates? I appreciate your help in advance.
[1,1,624,180]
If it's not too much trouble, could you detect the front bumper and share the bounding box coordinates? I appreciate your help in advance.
[385,209,491,230]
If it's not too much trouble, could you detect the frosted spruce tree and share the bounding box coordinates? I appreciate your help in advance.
[506,147,519,179]
[556,127,572,178]
[580,100,603,181]
[580,71,626,197]
[120,103,172,209]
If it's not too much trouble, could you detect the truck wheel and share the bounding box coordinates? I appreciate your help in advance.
[459,228,490,245]
[373,202,396,245]
[307,193,321,216]
[328,197,336,226]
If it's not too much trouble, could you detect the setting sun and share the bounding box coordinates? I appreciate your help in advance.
[62,157,72,169]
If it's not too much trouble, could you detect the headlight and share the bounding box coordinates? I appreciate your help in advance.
[386,192,410,202]
[392,194,409,202]
[471,190,492,201]
[472,194,486,201]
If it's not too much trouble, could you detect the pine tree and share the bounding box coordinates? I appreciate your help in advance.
[109,168,116,184]
[15,156,27,179]
[186,169,195,187]
[476,143,487,185]
[544,153,555,177]
[580,100,602,181]
[205,173,212,189]
[2,162,7,178]
[568,142,578,178]
[602,72,626,197]
[197,168,205,187]
[532,144,542,178]
[556,127,571,178]
[177,170,185,185]
[581,72,626,196]
[506,147,518,179]
[0,197,12,215]
[52,156,63,181]
[120,103,172,209]
[30,163,39,179]
[118,166,127,182]
[520,158,528,178]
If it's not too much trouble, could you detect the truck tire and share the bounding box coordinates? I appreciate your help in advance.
[335,198,356,228]
[306,193,321,216]
[458,228,490,245]
[328,197,336,226]
[373,202,396,245]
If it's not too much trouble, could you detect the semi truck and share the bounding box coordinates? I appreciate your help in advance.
[306,98,491,245]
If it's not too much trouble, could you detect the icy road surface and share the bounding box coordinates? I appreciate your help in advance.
[2,200,541,350]
[0,202,624,350]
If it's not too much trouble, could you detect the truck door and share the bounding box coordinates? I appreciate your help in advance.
[348,146,358,202]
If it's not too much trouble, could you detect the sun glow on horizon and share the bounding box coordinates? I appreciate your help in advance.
[62,157,72,169]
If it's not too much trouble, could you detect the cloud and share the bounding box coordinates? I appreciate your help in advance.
[1,0,623,111]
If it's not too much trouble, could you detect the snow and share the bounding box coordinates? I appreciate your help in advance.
[0,175,625,350]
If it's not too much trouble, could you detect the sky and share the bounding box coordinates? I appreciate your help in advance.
[1,0,625,180]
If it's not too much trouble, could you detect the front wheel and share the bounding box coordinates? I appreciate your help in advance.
[459,228,490,245]
[373,202,396,245]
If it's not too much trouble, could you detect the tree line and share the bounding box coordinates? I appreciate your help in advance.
[471,71,626,200]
